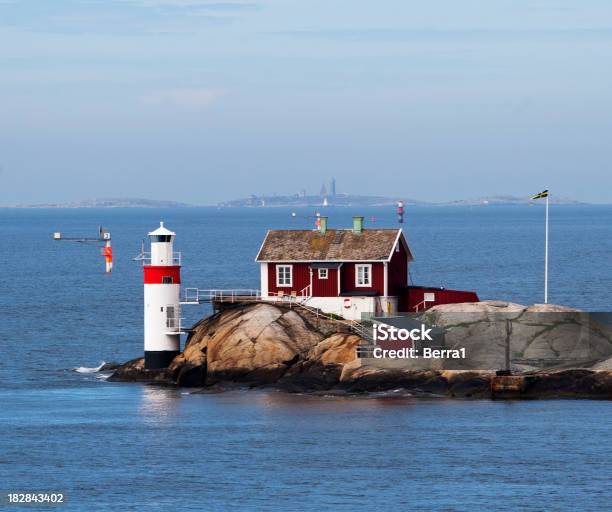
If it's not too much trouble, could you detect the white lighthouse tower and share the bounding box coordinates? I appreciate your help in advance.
[143,222,181,369]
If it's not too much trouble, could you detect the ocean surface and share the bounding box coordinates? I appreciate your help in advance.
[1,205,611,510]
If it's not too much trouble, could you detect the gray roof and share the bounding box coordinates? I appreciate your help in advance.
[255,229,413,262]
[309,262,342,269]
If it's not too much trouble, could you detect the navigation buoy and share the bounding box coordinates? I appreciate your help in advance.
[397,200,404,223]
[102,243,113,273]
[143,222,182,369]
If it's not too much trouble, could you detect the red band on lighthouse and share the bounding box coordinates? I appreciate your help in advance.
[144,266,181,284]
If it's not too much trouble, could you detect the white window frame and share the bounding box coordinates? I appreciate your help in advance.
[276,265,293,287]
[355,264,372,287]
[318,268,328,279]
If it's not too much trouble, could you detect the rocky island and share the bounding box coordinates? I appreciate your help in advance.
[110,301,612,399]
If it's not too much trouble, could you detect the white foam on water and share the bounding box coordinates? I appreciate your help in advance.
[73,362,106,373]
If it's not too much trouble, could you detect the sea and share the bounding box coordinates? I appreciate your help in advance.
[1,205,611,511]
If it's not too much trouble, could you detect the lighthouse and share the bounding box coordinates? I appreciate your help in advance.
[143,222,181,369]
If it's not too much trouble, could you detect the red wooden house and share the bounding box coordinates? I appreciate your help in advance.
[255,216,479,319]
[256,216,413,319]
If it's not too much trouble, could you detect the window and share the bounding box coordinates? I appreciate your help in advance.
[318,268,328,279]
[166,305,176,329]
[356,264,372,287]
[162,276,173,284]
[276,265,292,287]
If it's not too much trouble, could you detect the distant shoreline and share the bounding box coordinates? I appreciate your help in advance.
[0,195,593,209]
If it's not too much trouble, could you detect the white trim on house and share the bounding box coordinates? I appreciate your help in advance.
[260,263,269,297]
[387,229,414,262]
[318,268,328,279]
[355,263,372,287]
[309,267,313,296]
[383,261,388,297]
[276,264,293,287]
[254,230,271,262]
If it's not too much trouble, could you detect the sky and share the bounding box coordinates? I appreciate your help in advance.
[1,0,612,205]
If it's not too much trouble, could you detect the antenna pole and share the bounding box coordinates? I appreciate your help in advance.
[544,193,549,304]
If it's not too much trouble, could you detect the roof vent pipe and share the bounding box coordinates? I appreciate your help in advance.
[319,216,328,235]
[352,216,364,234]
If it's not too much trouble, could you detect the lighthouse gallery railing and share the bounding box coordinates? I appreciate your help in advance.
[137,252,182,266]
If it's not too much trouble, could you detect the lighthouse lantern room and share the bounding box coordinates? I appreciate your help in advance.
[143,222,182,369]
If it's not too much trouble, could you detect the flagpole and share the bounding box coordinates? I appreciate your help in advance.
[544,193,549,304]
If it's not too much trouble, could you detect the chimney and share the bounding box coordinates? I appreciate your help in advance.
[352,216,364,234]
[319,216,328,234]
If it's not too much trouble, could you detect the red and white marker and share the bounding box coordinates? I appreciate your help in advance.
[102,242,113,273]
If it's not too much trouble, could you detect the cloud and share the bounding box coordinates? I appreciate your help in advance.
[141,88,226,108]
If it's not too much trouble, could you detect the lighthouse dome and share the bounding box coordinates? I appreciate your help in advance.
[148,221,176,238]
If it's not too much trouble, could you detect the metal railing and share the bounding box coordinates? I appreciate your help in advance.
[356,345,376,358]
[349,320,373,341]
[289,300,374,344]
[299,284,312,299]
[414,299,432,312]
[182,288,317,305]
[182,288,261,304]
[165,314,185,333]
[136,251,182,266]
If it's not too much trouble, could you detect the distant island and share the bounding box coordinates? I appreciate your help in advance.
[442,195,583,206]
[5,198,195,209]
[219,193,426,208]
[218,193,583,208]
[2,195,585,209]
[218,178,584,207]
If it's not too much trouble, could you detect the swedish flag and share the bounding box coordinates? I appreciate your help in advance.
[532,189,549,200]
